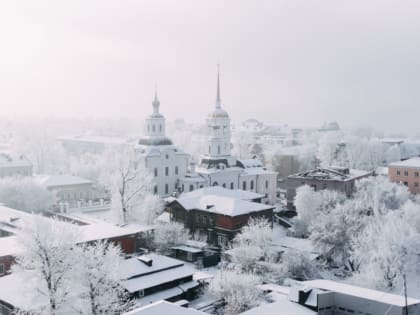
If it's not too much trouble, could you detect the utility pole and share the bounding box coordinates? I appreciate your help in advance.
[403,274,408,315]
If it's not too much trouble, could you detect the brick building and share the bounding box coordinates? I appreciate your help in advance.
[286,167,372,210]
[388,157,420,194]
[166,187,274,246]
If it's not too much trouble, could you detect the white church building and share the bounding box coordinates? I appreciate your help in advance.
[135,92,189,197]
[179,69,277,204]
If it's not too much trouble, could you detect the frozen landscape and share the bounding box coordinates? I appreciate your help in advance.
[1,0,420,314]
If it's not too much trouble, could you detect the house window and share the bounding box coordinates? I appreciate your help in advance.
[266,180,269,189]
[153,185,158,194]
[404,181,408,186]
[415,172,419,177]
[175,166,179,175]
[187,252,193,261]
[138,290,145,297]
[217,146,221,155]
[165,167,169,176]
[222,183,226,188]
[165,184,169,194]
[0,263,4,275]
[189,185,194,192]
[154,168,158,177]
[415,182,419,188]
[397,170,401,176]
[230,182,234,189]
[250,180,254,190]
[404,171,409,176]
[217,235,228,247]
[165,154,169,159]
[242,181,247,190]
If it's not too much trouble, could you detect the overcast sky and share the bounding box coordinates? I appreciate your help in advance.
[1,0,420,132]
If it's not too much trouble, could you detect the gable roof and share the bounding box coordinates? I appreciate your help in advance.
[35,174,92,187]
[173,194,274,217]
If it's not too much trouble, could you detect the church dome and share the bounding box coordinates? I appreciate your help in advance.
[208,107,229,119]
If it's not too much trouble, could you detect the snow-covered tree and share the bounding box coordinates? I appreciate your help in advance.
[317,132,342,167]
[77,241,131,315]
[210,270,262,315]
[351,212,420,290]
[0,177,54,213]
[13,216,78,314]
[154,221,190,253]
[100,147,158,224]
[279,249,320,281]
[229,218,273,272]
[293,186,322,237]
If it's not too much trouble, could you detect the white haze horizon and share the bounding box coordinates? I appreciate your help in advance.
[1,0,420,134]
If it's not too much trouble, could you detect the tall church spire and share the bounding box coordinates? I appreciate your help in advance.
[216,64,221,109]
[152,86,160,114]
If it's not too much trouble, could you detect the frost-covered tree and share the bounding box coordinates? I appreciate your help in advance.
[293,186,345,238]
[210,270,262,315]
[13,216,78,314]
[100,147,158,224]
[351,212,420,290]
[77,242,131,315]
[154,221,190,253]
[0,177,55,213]
[280,249,320,281]
[317,132,342,167]
[229,218,273,272]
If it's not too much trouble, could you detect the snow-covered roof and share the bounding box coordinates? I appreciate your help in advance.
[389,157,420,169]
[239,299,316,315]
[179,186,264,201]
[237,159,264,168]
[0,236,23,257]
[136,281,199,305]
[0,153,32,168]
[120,265,195,293]
[0,206,140,246]
[119,253,185,280]
[35,174,92,188]
[303,279,420,307]
[172,245,203,253]
[173,194,274,217]
[0,272,49,311]
[289,168,371,182]
[124,301,205,315]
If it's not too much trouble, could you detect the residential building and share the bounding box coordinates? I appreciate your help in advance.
[302,279,420,315]
[166,186,274,246]
[179,69,277,204]
[135,91,190,197]
[388,157,420,194]
[0,153,32,178]
[0,206,153,275]
[35,174,95,205]
[286,167,372,210]
[119,254,199,305]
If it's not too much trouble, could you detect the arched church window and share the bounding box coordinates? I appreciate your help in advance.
[230,182,234,189]
[242,181,247,190]
[175,166,179,175]
[250,180,254,190]
[213,182,219,186]
[159,124,162,132]
[222,183,226,188]
[153,125,155,132]
[217,146,221,155]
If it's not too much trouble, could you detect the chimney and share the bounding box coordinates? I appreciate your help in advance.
[137,255,153,267]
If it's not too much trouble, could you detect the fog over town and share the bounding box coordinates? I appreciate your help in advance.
[1,1,420,315]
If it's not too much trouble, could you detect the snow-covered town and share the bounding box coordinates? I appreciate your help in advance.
[2,1,420,315]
